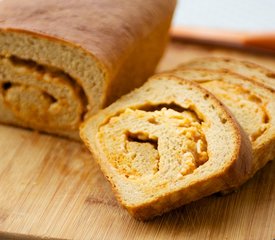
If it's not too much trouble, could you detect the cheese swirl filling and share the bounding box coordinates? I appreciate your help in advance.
[98,105,208,181]
[0,56,87,131]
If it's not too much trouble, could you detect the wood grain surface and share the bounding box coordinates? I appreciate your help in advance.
[0,40,274,240]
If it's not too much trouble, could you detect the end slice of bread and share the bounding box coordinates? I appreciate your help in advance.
[179,57,275,91]
[80,74,252,220]
[170,68,275,184]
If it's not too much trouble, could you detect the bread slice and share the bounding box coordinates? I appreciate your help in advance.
[80,74,252,220]
[170,68,275,184]
[0,0,176,139]
[179,57,275,90]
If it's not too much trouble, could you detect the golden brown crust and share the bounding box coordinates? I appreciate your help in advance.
[179,57,275,91]
[0,0,176,70]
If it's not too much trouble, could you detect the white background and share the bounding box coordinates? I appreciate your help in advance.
[173,0,275,32]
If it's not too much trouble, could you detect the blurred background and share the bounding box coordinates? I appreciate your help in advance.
[157,0,275,71]
[171,0,275,52]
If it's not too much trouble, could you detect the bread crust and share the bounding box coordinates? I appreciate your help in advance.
[0,0,176,76]
[179,57,275,91]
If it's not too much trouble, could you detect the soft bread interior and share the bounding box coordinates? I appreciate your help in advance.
[80,75,252,219]
[0,31,104,138]
[171,69,275,173]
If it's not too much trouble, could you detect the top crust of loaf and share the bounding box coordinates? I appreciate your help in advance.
[80,74,252,220]
[0,0,176,75]
[180,57,275,90]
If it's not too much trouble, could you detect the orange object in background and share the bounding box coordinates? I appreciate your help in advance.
[171,27,275,53]
[172,0,275,53]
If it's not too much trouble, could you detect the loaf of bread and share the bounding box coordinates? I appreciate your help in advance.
[0,0,176,139]
[80,74,252,220]
[170,68,275,186]
[180,57,275,90]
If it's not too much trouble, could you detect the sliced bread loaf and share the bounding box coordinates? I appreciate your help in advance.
[179,57,275,90]
[170,68,275,183]
[80,74,252,220]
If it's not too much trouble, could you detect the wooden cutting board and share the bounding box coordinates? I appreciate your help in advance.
[0,40,274,240]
